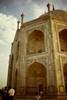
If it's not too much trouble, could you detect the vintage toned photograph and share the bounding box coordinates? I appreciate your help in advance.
[0,0,67,100]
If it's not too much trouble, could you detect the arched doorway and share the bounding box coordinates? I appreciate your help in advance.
[59,29,67,52]
[63,63,67,93]
[27,30,45,54]
[26,62,47,94]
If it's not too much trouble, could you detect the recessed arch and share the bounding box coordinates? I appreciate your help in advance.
[27,62,46,77]
[59,29,67,52]
[26,62,47,94]
[27,30,45,54]
[63,63,67,93]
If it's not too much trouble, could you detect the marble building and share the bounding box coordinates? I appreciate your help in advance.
[7,3,67,95]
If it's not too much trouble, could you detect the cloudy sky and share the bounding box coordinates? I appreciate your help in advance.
[0,0,67,89]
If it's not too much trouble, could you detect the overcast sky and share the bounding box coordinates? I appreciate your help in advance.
[0,0,67,89]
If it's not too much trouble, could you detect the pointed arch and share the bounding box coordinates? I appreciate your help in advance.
[27,30,45,54]
[26,62,47,94]
[27,62,46,77]
[59,29,67,52]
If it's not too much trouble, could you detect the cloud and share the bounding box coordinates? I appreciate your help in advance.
[0,13,17,88]
[0,13,17,45]
[0,53,9,88]
[0,56,8,88]
[31,3,44,18]
[26,0,44,18]
[0,39,7,45]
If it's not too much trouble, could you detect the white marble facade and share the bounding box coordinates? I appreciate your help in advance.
[7,4,67,95]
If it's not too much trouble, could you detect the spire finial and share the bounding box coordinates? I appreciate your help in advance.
[47,3,51,13]
[21,13,24,27]
[17,21,20,30]
[52,5,55,10]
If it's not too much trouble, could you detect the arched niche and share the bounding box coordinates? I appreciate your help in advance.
[27,30,45,55]
[16,41,19,61]
[26,62,47,94]
[63,63,67,93]
[59,29,67,52]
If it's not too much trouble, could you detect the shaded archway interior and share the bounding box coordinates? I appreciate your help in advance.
[27,30,45,54]
[59,29,67,52]
[64,63,67,93]
[26,62,47,94]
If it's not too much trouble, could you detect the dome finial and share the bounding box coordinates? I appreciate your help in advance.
[47,3,51,13]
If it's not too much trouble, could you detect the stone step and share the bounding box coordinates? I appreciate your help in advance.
[14,94,67,100]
